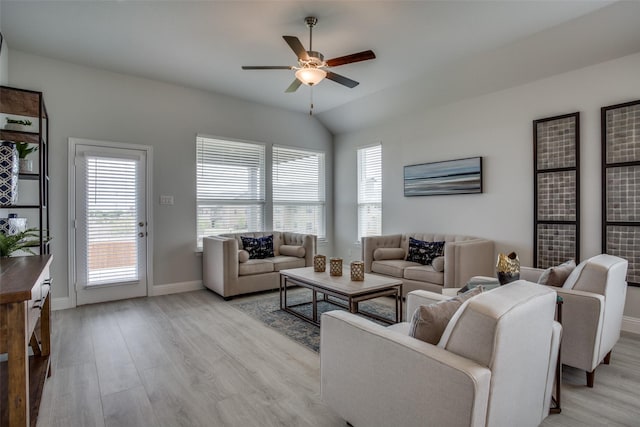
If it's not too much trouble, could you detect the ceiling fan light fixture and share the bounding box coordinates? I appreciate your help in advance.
[295,67,327,86]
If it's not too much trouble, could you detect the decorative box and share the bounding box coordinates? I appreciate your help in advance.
[0,217,27,235]
[0,141,19,205]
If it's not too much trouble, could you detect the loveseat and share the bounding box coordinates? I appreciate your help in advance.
[203,231,316,299]
[362,233,494,295]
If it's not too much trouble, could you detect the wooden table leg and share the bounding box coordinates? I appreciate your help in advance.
[7,300,30,427]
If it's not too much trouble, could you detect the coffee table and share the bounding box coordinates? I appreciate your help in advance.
[279,267,403,326]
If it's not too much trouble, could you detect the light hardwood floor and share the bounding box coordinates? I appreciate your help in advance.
[36,289,640,427]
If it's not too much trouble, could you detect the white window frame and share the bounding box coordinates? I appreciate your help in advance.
[196,135,266,249]
[357,143,382,242]
[272,145,326,240]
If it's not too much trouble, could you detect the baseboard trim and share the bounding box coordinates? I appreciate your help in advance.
[622,316,640,335]
[150,280,204,296]
[52,296,73,311]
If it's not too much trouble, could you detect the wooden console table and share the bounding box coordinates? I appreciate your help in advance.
[0,255,53,427]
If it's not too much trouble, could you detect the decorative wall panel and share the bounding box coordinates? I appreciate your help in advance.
[533,113,580,269]
[602,100,640,287]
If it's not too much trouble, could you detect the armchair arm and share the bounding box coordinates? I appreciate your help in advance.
[520,266,544,282]
[282,232,317,266]
[321,311,491,427]
[361,234,403,273]
[444,239,495,288]
[406,290,448,317]
[555,288,605,372]
[203,236,239,297]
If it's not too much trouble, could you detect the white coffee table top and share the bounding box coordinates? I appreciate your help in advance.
[280,267,402,296]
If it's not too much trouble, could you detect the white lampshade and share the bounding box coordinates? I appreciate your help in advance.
[295,68,327,86]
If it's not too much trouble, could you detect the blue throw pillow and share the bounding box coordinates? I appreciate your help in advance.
[406,238,445,265]
[240,235,275,259]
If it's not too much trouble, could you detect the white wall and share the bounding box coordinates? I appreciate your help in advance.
[8,50,333,304]
[334,52,640,319]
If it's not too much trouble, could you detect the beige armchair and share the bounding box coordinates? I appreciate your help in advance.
[321,282,561,427]
[521,254,628,387]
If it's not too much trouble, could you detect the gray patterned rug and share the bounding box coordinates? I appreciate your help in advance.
[230,288,397,352]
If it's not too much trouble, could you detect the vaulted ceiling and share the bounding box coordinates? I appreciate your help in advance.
[2,1,640,134]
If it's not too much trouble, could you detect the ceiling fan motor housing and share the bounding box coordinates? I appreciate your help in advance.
[301,51,325,68]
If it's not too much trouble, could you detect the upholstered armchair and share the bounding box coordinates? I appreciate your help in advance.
[521,254,628,387]
[321,282,561,427]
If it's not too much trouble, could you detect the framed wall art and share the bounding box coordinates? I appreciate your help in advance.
[602,99,640,287]
[403,157,482,196]
[533,112,580,269]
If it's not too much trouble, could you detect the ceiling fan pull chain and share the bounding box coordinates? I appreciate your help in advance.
[309,87,314,116]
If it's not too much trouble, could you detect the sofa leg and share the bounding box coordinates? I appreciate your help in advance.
[586,370,595,388]
[604,350,612,365]
[223,296,233,301]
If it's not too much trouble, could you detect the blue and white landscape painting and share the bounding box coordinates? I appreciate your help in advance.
[404,157,482,196]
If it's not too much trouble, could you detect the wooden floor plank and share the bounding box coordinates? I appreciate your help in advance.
[36,289,640,427]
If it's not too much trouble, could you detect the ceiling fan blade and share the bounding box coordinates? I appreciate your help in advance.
[326,50,376,67]
[283,36,309,61]
[242,66,293,70]
[285,79,302,93]
[326,72,359,88]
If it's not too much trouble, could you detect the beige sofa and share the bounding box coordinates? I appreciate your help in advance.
[203,231,316,299]
[321,282,561,427]
[362,233,494,295]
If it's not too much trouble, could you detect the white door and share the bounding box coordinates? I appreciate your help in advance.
[72,141,149,305]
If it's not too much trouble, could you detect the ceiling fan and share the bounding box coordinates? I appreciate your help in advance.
[242,16,376,93]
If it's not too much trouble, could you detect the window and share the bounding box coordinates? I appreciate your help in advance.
[196,136,265,248]
[273,146,326,239]
[357,144,382,240]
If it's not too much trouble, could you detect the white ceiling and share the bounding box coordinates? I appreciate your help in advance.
[2,1,639,134]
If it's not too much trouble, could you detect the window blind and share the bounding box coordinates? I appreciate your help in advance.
[357,144,382,240]
[84,156,139,286]
[196,136,265,247]
[273,146,326,238]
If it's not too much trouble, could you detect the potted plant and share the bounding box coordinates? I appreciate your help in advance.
[4,117,33,131]
[15,142,38,173]
[0,228,48,257]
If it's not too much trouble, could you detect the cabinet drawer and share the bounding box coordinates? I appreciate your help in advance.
[27,268,51,337]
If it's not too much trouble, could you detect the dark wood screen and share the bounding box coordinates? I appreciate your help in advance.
[533,112,580,268]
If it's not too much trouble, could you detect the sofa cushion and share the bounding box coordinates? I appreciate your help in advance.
[372,260,420,278]
[238,259,274,276]
[373,247,406,261]
[406,238,445,265]
[238,250,250,263]
[404,265,444,285]
[279,245,306,258]
[431,256,445,272]
[271,255,306,271]
[408,286,483,344]
[241,235,275,259]
[538,259,576,287]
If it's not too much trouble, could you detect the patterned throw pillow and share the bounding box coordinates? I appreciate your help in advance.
[240,235,275,259]
[406,238,445,265]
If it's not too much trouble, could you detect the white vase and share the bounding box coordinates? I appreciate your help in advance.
[19,158,33,173]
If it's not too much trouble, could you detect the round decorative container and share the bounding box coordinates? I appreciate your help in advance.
[329,258,343,276]
[350,261,364,281]
[314,254,326,272]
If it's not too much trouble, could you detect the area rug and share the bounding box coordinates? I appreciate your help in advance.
[230,288,397,352]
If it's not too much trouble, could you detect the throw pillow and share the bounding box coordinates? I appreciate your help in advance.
[279,245,306,258]
[406,238,445,265]
[240,235,275,259]
[373,247,406,261]
[431,256,445,272]
[408,286,483,345]
[538,259,576,287]
[238,250,250,263]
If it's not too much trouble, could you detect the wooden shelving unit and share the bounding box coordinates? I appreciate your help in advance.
[0,86,50,254]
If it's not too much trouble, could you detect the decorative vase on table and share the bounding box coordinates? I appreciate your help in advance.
[0,141,19,205]
[314,254,326,272]
[496,252,520,285]
[350,261,364,281]
[330,258,343,276]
